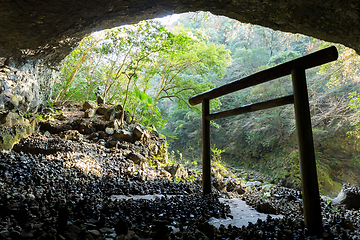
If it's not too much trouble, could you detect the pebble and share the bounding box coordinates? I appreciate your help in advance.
[0,123,359,239]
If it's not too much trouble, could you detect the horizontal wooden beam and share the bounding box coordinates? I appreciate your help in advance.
[189,46,338,106]
[206,95,294,121]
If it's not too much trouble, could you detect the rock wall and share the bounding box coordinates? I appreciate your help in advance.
[0,59,55,114]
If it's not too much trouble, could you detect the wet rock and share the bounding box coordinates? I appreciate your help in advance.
[10,230,21,240]
[82,232,96,240]
[0,229,10,238]
[20,230,35,239]
[332,184,360,209]
[100,227,115,234]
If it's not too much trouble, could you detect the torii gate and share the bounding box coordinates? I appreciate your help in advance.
[188,46,338,235]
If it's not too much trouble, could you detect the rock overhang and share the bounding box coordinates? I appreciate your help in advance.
[0,0,359,119]
[1,0,360,65]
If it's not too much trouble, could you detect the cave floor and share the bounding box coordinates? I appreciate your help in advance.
[110,195,282,228]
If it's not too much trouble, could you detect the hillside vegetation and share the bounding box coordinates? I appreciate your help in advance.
[53,12,360,196]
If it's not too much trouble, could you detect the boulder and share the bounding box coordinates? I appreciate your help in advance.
[0,112,23,126]
[133,125,150,142]
[83,100,97,110]
[116,111,130,124]
[234,186,245,195]
[226,180,245,194]
[97,106,110,115]
[164,164,188,180]
[0,113,37,149]
[113,129,133,142]
[127,152,146,164]
[105,108,116,121]
[213,179,227,192]
[115,104,123,112]
[332,185,360,209]
[256,201,277,214]
[40,120,66,134]
[160,170,171,179]
[41,107,54,115]
[98,131,106,139]
[107,119,121,132]
[88,132,99,141]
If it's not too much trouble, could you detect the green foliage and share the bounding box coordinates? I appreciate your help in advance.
[347,91,360,137]
[55,11,360,195]
[166,11,360,195]
[211,147,225,162]
[267,51,301,66]
[34,114,46,121]
[55,19,231,129]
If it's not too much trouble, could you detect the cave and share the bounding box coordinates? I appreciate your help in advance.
[1,2,360,238]
[1,0,359,114]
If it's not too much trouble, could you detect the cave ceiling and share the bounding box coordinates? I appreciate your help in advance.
[1,0,360,64]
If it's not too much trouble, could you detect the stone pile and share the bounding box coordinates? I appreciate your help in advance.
[0,102,360,239]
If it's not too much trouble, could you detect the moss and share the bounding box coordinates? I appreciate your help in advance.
[0,115,37,150]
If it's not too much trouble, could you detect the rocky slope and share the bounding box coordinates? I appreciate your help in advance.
[1,101,360,239]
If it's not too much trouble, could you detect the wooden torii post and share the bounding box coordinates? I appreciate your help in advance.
[188,46,338,235]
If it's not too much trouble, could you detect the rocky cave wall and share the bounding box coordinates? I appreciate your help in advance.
[1,0,360,114]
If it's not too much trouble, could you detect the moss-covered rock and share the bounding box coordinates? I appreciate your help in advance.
[0,112,37,150]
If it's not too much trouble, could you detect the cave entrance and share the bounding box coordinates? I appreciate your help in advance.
[189,46,339,235]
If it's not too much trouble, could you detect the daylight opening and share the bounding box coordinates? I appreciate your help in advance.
[52,12,360,198]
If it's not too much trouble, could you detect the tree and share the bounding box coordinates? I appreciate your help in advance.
[54,35,103,102]
[54,19,231,129]
[147,26,231,118]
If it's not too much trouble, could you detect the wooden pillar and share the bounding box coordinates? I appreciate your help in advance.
[291,68,323,235]
[202,99,211,195]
